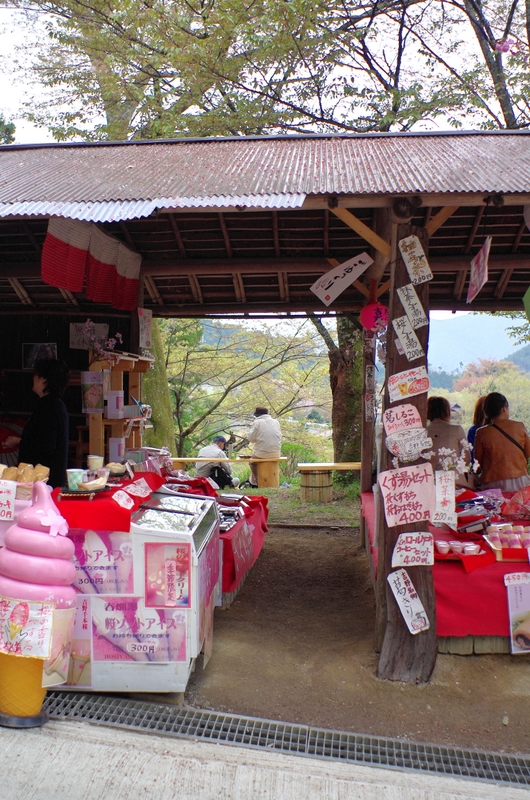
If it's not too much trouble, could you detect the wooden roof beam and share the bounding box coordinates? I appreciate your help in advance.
[188,275,203,305]
[464,207,485,254]
[58,287,79,306]
[272,210,281,257]
[511,220,526,254]
[8,277,33,305]
[168,213,187,258]
[330,207,391,259]
[425,206,459,236]
[218,213,233,258]
[144,275,164,305]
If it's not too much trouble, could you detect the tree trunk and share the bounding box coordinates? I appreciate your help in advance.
[142,320,177,451]
[376,223,438,684]
[329,316,364,462]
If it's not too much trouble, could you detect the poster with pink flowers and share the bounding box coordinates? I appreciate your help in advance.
[144,542,192,608]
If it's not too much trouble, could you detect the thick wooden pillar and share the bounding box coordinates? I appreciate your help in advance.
[376,223,438,684]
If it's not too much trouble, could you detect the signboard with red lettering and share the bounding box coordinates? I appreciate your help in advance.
[432,471,457,528]
[144,542,191,608]
[388,366,430,403]
[0,596,54,658]
[0,479,16,521]
[387,569,430,634]
[378,463,435,527]
[383,404,422,436]
[398,236,433,285]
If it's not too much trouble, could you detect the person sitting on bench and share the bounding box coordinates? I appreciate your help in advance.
[195,435,240,488]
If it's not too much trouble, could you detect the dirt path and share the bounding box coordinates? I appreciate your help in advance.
[185,525,530,755]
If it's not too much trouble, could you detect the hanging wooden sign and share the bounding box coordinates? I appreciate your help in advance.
[398,236,433,285]
[397,284,428,329]
[387,568,430,634]
[392,316,425,362]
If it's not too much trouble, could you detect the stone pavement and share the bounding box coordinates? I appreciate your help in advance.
[1,719,527,799]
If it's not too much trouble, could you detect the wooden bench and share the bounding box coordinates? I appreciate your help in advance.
[298,462,361,502]
[171,457,287,488]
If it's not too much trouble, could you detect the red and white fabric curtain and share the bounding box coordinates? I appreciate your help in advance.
[41,218,141,311]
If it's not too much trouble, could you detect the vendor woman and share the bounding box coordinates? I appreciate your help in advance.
[474,392,530,491]
[1,359,70,488]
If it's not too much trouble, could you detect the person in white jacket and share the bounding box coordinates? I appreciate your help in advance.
[247,407,282,486]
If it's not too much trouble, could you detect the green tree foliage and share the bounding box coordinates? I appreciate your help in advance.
[159,317,331,456]
[0,114,15,144]
[10,0,530,139]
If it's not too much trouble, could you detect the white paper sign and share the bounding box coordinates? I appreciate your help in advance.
[138,308,152,349]
[397,284,428,329]
[387,569,430,634]
[0,479,17,521]
[383,404,422,436]
[388,366,430,403]
[0,596,54,657]
[392,315,425,362]
[392,532,434,568]
[504,573,530,654]
[112,490,135,510]
[69,323,109,350]
[378,462,435,527]
[125,478,151,498]
[467,236,491,304]
[385,429,432,463]
[398,236,433,285]
[310,252,374,307]
[365,364,376,393]
[432,470,457,528]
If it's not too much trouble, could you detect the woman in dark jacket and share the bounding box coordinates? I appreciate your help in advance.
[2,359,70,488]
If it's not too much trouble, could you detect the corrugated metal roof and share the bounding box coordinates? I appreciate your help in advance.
[0,132,529,221]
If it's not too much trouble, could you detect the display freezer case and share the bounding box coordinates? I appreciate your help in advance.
[65,492,221,693]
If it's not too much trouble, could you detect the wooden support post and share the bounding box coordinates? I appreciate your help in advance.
[376,223,438,684]
[360,329,376,548]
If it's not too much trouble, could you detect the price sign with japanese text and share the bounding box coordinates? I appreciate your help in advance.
[392,532,434,568]
[387,569,430,634]
[383,404,422,436]
[388,366,430,403]
[0,596,54,658]
[432,471,457,528]
[0,479,16,521]
[398,236,433,285]
[378,463,435,527]
[397,284,428,329]
[392,315,425,362]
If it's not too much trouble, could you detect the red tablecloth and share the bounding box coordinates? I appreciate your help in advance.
[361,490,520,638]
[220,496,269,593]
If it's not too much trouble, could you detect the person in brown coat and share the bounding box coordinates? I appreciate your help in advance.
[474,392,530,491]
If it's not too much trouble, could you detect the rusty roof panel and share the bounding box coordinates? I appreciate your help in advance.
[1,132,530,221]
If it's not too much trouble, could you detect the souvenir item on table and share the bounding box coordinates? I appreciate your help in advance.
[1,462,50,500]
[0,481,76,725]
[483,523,530,562]
[501,485,530,518]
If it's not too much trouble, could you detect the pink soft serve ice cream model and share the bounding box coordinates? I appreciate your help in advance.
[0,481,76,727]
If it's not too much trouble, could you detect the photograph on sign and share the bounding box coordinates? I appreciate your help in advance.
[383,404,423,436]
[397,284,428,329]
[432,470,457,528]
[385,428,432,463]
[387,568,430,634]
[467,236,491,304]
[392,315,425,362]
[378,462,435,527]
[398,236,433,285]
[392,532,434,568]
[388,366,430,403]
[310,252,374,307]
[504,573,530,654]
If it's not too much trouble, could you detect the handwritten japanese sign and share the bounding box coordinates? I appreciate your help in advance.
[69,528,134,595]
[432,471,457,528]
[392,315,425,362]
[387,569,430,634]
[138,307,152,349]
[392,532,434,568]
[69,322,109,350]
[398,236,433,285]
[0,479,16,521]
[310,252,374,307]
[0,596,54,658]
[504,573,530,654]
[385,428,432,463]
[388,366,430,403]
[467,236,491,304]
[397,284,428,329]
[378,463,435,527]
[383,404,422,436]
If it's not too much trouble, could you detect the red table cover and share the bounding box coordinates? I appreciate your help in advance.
[361,490,522,638]
[220,496,269,594]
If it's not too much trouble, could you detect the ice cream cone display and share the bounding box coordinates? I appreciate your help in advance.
[0,481,76,727]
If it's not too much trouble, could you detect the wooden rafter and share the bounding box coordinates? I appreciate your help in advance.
[218,213,233,258]
[272,210,281,257]
[330,207,391,259]
[464,207,485,254]
[278,271,290,302]
[511,220,526,254]
[453,271,467,301]
[232,273,246,303]
[168,213,187,258]
[119,221,136,250]
[8,277,33,305]
[144,275,164,305]
[188,275,203,304]
[58,288,79,306]
[323,209,329,256]
[424,206,459,236]
[22,222,42,255]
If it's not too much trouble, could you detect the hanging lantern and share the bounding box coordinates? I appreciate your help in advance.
[360,301,388,332]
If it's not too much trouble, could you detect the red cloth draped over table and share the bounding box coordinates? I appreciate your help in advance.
[52,473,166,529]
[220,496,269,594]
[41,218,141,311]
[361,491,515,638]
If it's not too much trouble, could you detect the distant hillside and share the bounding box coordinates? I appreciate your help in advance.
[504,343,530,373]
